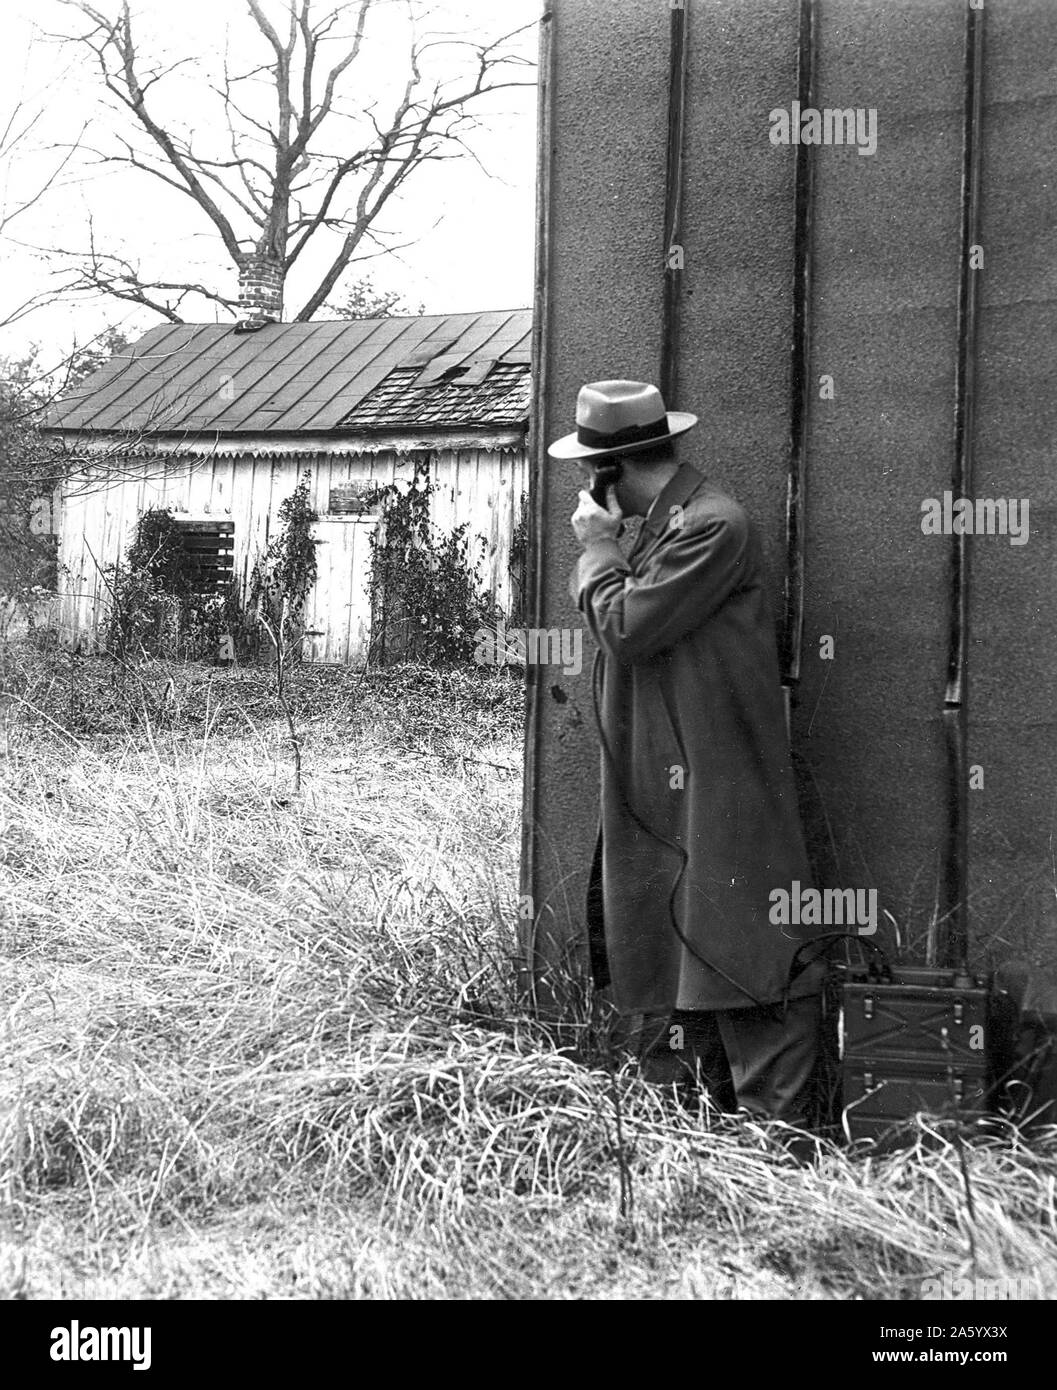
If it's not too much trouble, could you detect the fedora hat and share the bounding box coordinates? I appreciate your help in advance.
[547,379,697,460]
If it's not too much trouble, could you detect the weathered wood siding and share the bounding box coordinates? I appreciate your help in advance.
[57,446,528,664]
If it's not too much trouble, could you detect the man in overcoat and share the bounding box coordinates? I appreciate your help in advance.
[550,380,824,1126]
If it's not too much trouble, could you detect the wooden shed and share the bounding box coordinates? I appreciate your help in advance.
[43,309,531,664]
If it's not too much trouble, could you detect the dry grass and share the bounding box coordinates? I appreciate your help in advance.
[1,648,1056,1299]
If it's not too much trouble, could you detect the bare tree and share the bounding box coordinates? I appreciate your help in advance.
[0,91,87,328]
[47,0,535,322]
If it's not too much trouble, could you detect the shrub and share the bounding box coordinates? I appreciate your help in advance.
[365,458,502,668]
[247,473,320,659]
[103,508,245,663]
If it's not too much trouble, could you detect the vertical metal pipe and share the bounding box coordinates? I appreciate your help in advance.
[941,0,985,971]
[782,0,818,719]
[660,0,690,407]
[519,2,556,1008]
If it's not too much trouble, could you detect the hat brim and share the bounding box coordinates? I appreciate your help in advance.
[547,411,698,460]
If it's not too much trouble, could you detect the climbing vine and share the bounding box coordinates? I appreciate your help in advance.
[247,474,321,790]
[364,458,502,667]
[508,489,529,629]
[248,473,320,655]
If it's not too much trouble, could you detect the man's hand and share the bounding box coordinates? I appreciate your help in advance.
[571,487,623,545]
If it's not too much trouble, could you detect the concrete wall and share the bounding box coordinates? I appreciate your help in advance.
[970,0,1057,973]
[524,0,1057,998]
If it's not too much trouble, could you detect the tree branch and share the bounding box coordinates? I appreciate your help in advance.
[62,0,245,264]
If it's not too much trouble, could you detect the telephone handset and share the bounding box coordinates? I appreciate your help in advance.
[589,459,622,508]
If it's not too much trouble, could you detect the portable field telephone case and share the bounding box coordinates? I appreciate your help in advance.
[807,941,1057,1147]
[793,935,1007,1147]
[834,961,994,1146]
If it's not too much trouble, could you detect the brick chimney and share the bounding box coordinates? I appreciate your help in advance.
[236,252,284,329]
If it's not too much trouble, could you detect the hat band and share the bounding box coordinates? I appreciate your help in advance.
[576,415,669,450]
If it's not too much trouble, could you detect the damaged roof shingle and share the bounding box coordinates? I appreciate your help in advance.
[341,362,530,430]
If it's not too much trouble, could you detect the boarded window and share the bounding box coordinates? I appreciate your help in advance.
[172,519,235,594]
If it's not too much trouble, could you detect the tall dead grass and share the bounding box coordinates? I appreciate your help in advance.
[1,649,1055,1299]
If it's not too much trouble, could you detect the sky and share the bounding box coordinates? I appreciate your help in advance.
[0,0,539,373]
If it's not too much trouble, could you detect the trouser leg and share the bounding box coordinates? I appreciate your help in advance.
[672,1008,738,1110]
[713,993,822,1126]
[635,1009,737,1110]
[633,1013,684,1084]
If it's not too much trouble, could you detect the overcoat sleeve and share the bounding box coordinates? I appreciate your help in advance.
[571,508,750,663]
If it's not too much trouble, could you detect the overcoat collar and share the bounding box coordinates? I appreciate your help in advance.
[629,461,707,561]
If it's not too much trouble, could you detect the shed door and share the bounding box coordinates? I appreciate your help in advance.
[303,518,377,666]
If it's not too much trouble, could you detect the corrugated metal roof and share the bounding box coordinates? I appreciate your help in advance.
[45,309,532,436]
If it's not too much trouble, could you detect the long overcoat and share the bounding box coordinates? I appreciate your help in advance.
[570,461,822,1015]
